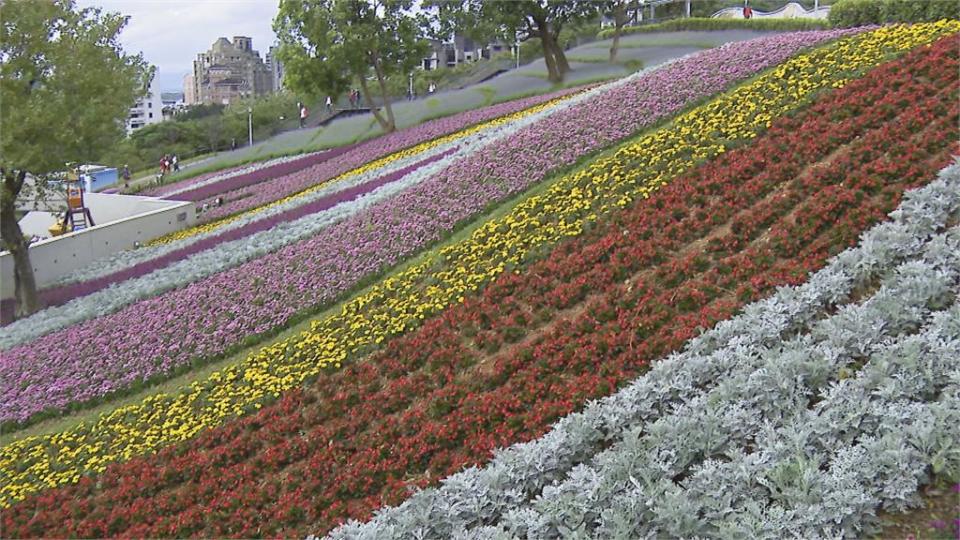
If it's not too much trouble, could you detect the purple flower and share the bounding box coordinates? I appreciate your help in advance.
[0,30,859,424]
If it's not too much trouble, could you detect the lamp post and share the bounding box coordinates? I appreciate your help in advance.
[515,29,520,69]
[247,107,253,147]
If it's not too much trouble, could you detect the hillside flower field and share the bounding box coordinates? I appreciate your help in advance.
[1,20,958,539]
[2,28,860,424]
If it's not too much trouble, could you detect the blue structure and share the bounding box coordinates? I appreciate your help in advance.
[79,165,119,192]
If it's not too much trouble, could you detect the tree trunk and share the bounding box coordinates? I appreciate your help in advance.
[530,16,562,83]
[358,76,393,132]
[0,170,40,318]
[542,28,570,76]
[610,2,627,62]
[539,33,563,83]
[553,41,571,75]
[370,53,396,132]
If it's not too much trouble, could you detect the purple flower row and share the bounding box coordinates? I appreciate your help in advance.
[142,88,568,204]
[0,91,576,327]
[195,88,584,223]
[141,163,249,197]
[11,150,454,320]
[2,90,575,325]
[168,147,347,202]
[0,31,853,425]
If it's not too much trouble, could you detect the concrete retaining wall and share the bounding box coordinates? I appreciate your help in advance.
[1,199,195,300]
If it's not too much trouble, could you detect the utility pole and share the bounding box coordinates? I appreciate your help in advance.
[247,107,253,146]
[515,29,520,69]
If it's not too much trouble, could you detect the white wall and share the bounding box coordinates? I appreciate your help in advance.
[18,192,184,239]
[127,72,165,134]
[85,192,182,224]
[1,199,195,300]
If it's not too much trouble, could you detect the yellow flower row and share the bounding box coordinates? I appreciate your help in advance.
[148,95,578,245]
[2,21,955,507]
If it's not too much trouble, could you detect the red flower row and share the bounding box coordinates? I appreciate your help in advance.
[3,35,957,539]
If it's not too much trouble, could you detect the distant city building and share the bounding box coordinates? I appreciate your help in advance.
[600,9,642,28]
[161,91,185,120]
[266,45,285,92]
[421,34,506,71]
[191,36,274,105]
[127,72,164,134]
[161,91,184,108]
[183,73,197,105]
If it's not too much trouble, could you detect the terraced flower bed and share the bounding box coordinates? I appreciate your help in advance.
[0,88,586,330]
[0,93,577,421]
[0,29,861,427]
[2,26,955,538]
[336,167,960,539]
[187,88,586,225]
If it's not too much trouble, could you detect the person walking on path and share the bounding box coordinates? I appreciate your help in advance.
[172,154,179,172]
[300,104,309,128]
[325,95,333,113]
[121,164,131,189]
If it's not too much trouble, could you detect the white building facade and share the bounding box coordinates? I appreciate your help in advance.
[127,72,164,134]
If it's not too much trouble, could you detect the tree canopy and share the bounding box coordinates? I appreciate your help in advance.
[1,0,150,175]
[274,0,428,132]
[0,0,149,317]
[427,0,600,83]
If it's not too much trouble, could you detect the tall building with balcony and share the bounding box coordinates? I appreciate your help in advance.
[127,72,164,134]
[190,36,274,105]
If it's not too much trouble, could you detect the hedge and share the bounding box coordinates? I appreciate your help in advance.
[597,17,829,39]
[829,0,958,27]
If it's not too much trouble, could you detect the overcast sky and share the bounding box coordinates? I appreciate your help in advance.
[76,0,281,93]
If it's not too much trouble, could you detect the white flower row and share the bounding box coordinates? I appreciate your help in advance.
[50,138,465,287]
[638,302,960,539]
[325,160,960,540]
[0,77,631,350]
[478,236,958,539]
[153,151,324,198]
[50,55,685,290]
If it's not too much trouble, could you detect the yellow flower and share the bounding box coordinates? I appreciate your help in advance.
[2,22,956,508]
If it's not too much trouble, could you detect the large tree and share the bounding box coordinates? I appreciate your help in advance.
[274,0,427,133]
[0,0,149,318]
[603,0,641,62]
[429,0,598,84]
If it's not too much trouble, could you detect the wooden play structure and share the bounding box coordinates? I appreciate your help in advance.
[48,167,94,236]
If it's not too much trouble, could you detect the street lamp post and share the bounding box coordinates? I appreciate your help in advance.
[247,107,253,147]
[515,29,520,69]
